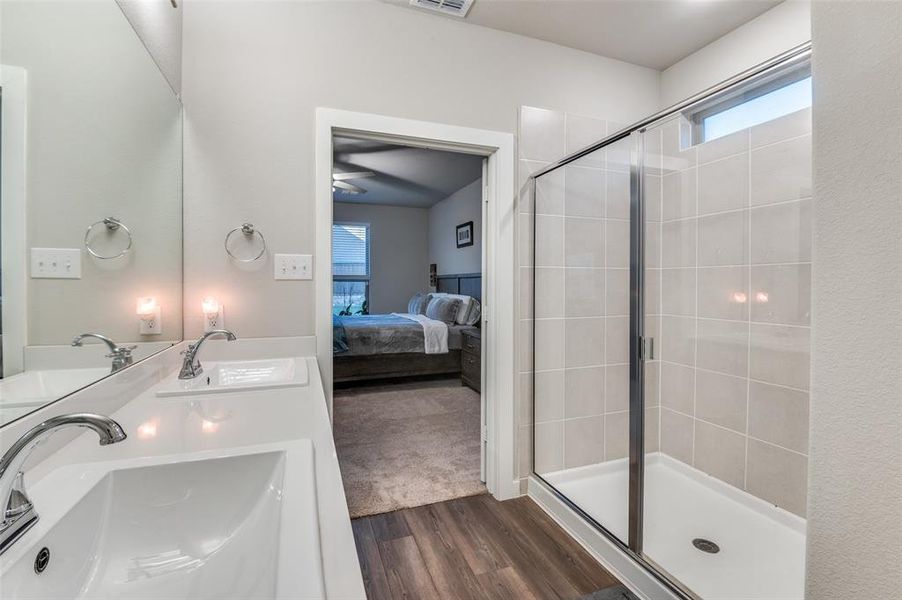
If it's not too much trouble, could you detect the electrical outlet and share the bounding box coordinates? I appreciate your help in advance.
[274,254,312,280]
[204,305,225,332]
[139,308,163,335]
[30,248,81,279]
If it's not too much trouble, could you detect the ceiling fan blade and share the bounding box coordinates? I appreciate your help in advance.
[332,171,375,181]
[332,180,367,194]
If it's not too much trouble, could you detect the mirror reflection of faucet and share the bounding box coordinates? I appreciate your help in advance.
[71,333,137,373]
[0,413,127,556]
[189,398,234,426]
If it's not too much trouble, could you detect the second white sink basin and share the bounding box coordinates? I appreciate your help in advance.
[156,358,309,398]
[0,444,324,599]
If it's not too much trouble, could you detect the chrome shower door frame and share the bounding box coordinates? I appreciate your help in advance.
[529,40,813,600]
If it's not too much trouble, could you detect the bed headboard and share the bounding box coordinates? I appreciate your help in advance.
[436,272,482,303]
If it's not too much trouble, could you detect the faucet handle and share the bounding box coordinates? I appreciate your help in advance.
[5,473,32,519]
[105,345,136,358]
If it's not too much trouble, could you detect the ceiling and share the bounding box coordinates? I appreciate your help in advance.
[386,0,782,70]
[332,136,483,208]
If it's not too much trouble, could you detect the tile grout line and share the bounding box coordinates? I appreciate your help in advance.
[691,138,699,468]
[658,195,813,225]
[744,128,753,492]
[600,118,608,465]
[690,127,812,168]
[667,128,812,173]
[658,358,809,391]
[658,406,808,459]
[559,114,568,472]
[658,130,666,454]
[652,313,812,330]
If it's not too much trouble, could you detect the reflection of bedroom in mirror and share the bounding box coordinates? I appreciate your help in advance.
[331,133,486,518]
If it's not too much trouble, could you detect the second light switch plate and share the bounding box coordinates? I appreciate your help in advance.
[274,254,312,280]
[31,248,82,279]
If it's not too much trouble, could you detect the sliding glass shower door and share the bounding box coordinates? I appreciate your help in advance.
[532,134,637,547]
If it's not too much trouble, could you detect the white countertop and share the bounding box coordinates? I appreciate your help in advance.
[2,347,365,599]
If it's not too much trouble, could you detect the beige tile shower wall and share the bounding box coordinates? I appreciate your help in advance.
[655,107,812,517]
[518,107,660,482]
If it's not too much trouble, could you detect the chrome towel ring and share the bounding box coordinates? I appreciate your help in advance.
[84,217,132,260]
[224,223,266,262]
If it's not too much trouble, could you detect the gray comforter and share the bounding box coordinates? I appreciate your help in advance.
[333,314,470,356]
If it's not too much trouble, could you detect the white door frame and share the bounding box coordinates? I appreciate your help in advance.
[314,108,518,500]
[1,65,28,377]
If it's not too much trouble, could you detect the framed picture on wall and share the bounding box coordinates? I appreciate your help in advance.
[456,221,474,248]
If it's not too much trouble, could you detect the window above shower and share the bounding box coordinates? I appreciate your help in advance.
[689,66,812,143]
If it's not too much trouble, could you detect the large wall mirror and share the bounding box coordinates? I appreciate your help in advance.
[0,1,183,426]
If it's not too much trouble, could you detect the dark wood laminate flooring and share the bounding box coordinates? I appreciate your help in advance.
[352,494,624,600]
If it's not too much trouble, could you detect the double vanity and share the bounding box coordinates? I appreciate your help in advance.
[0,339,366,599]
[1,3,365,597]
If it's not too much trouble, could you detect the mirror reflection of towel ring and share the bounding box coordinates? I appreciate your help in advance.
[224,223,266,262]
[84,217,133,259]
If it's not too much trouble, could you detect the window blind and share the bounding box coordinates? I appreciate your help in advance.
[332,223,370,278]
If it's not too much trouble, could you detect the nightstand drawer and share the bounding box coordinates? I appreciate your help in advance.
[461,329,481,393]
[462,351,480,373]
[463,333,481,353]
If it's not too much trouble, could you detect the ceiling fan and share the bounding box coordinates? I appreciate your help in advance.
[332,170,375,194]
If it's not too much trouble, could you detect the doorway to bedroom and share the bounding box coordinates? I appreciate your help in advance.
[329,132,488,518]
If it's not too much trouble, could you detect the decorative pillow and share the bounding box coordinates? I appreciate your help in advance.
[407,293,431,315]
[425,296,462,325]
[431,292,474,325]
[464,298,481,326]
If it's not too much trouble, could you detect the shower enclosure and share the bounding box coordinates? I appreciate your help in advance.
[530,43,812,600]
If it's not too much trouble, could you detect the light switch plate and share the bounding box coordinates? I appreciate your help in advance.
[31,248,82,279]
[274,253,312,280]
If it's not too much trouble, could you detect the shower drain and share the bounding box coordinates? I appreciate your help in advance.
[692,538,720,554]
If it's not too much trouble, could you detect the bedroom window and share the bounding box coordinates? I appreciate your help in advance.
[332,222,370,315]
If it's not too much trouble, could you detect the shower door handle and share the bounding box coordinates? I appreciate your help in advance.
[639,336,655,361]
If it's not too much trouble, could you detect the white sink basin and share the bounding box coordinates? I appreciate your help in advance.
[0,444,324,599]
[156,358,309,398]
[0,368,111,405]
[0,368,112,425]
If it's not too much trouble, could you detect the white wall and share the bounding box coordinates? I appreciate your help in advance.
[428,178,483,276]
[806,2,902,598]
[116,0,182,94]
[1,0,182,347]
[180,0,660,339]
[660,0,811,107]
[333,202,429,314]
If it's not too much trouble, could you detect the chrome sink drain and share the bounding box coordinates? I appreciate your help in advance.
[34,547,50,573]
[692,538,720,554]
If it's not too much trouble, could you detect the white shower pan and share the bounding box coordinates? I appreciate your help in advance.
[544,452,806,600]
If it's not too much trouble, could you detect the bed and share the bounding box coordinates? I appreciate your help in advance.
[333,273,481,384]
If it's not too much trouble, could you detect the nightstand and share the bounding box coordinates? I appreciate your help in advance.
[461,328,481,393]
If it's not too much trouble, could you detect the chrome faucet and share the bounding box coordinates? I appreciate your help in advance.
[72,333,137,373]
[0,413,127,555]
[178,329,237,380]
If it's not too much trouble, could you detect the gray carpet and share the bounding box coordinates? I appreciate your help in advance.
[333,378,486,518]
